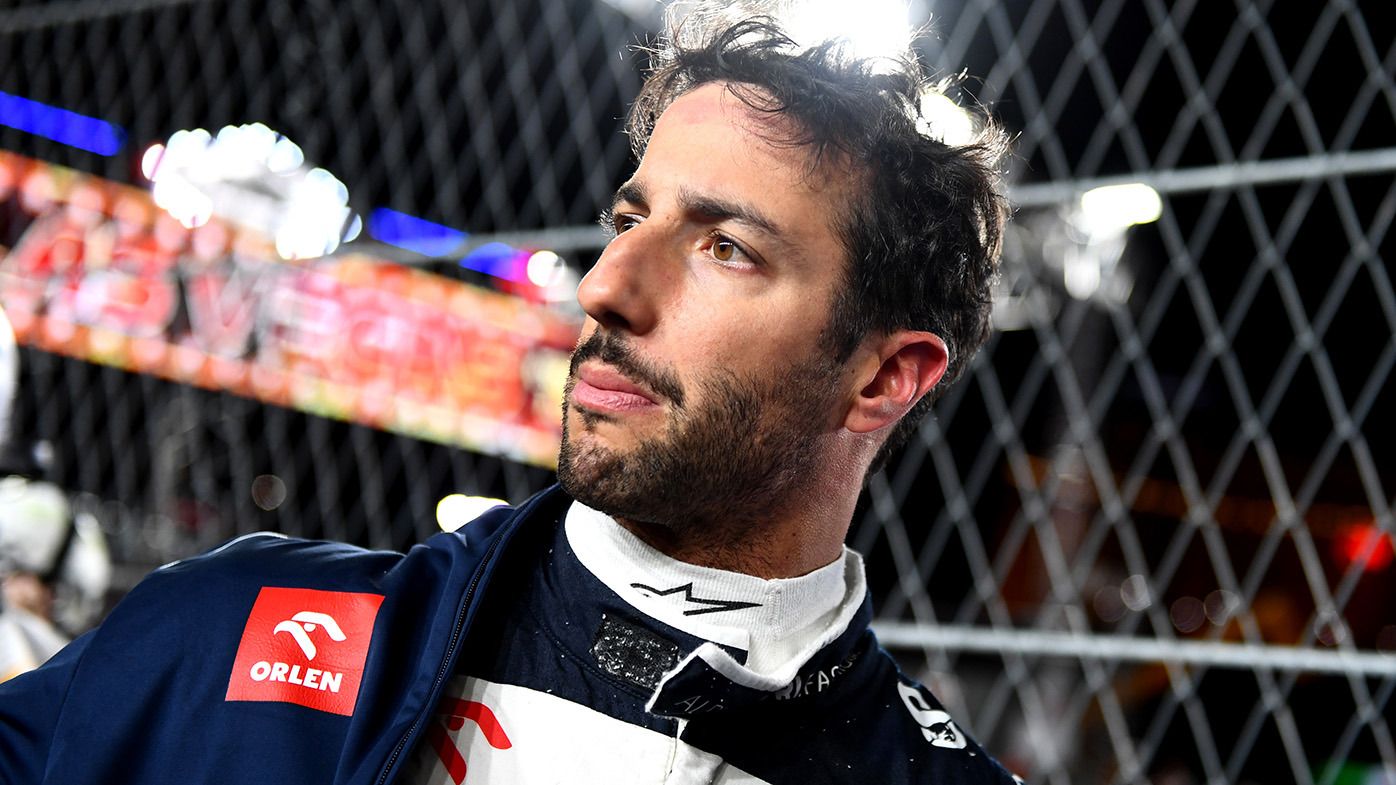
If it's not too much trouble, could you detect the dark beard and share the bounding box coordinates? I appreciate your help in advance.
[556,330,842,537]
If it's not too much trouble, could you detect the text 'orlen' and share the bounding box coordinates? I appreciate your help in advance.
[248,660,344,693]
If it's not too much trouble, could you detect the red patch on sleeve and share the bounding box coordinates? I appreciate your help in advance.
[225,586,385,716]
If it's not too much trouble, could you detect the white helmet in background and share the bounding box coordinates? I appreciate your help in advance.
[0,305,112,635]
[0,476,113,633]
[0,477,72,576]
[0,305,15,457]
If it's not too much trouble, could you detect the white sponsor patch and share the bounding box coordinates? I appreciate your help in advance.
[403,677,772,785]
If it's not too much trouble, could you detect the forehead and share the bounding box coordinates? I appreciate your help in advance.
[636,82,854,228]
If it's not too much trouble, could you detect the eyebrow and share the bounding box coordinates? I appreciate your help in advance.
[609,181,787,242]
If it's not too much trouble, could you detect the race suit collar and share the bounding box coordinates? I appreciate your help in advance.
[555,500,877,720]
[645,595,876,719]
[565,500,861,674]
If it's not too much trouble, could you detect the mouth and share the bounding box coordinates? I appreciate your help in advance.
[569,362,664,414]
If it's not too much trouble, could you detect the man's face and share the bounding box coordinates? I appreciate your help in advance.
[557,82,857,531]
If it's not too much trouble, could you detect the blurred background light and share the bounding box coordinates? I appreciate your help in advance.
[1204,589,1240,626]
[1062,247,1102,300]
[1333,521,1394,573]
[151,173,215,228]
[436,494,507,532]
[343,213,364,242]
[1120,574,1152,612]
[917,91,976,146]
[275,167,354,260]
[526,250,563,287]
[784,0,911,63]
[369,207,468,257]
[460,241,527,281]
[144,124,354,257]
[1076,182,1163,236]
[140,143,165,180]
[1170,596,1206,634]
[0,90,126,156]
[1092,584,1126,623]
[251,474,288,511]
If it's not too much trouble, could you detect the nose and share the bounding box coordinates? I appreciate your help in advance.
[576,225,664,335]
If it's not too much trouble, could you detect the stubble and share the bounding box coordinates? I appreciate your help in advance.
[556,330,843,541]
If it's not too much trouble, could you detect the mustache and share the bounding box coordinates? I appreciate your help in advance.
[569,331,686,408]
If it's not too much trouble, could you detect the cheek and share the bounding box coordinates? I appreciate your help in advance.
[663,276,835,364]
[681,319,820,374]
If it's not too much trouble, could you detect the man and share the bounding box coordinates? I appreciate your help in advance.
[0,11,1014,785]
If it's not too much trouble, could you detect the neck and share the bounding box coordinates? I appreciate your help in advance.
[614,491,853,579]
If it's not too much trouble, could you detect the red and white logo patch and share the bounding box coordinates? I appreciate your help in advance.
[225,586,384,716]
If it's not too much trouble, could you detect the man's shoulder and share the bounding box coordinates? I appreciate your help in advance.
[114,485,571,623]
[826,642,1022,783]
[148,484,571,589]
[152,531,402,586]
[703,634,1020,784]
[12,491,567,773]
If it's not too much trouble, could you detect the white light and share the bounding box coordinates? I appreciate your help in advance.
[1063,250,1102,300]
[526,250,563,287]
[151,176,214,229]
[543,265,581,303]
[436,494,507,533]
[140,143,166,181]
[917,91,976,146]
[267,137,306,173]
[1077,183,1162,235]
[1204,589,1240,626]
[1120,574,1152,611]
[275,201,351,259]
[785,0,911,63]
[343,213,363,242]
[146,124,353,257]
[274,165,353,259]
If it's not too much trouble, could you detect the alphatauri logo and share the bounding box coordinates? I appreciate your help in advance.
[897,682,968,750]
[226,587,384,716]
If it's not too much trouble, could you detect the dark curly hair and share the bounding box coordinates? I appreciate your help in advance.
[626,12,1009,468]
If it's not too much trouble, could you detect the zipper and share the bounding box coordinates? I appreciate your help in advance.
[372,530,508,785]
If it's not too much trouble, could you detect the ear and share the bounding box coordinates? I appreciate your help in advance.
[843,331,949,435]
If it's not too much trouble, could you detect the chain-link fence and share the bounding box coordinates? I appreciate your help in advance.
[2,0,1394,782]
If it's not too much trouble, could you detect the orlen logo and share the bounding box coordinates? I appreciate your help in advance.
[274,611,346,660]
[225,587,384,716]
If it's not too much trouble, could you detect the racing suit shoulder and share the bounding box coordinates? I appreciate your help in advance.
[0,534,393,785]
[0,487,569,785]
[867,646,1023,784]
[671,627,1021,783]
[155,531,400,581]
[0,628,94,784]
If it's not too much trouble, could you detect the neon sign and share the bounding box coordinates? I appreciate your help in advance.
[0,151,579,467]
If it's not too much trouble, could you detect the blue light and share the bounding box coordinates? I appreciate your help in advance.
[368,207,468,257]
[369,208,527,282]
[0,90,126,156]
[460,242,525,281]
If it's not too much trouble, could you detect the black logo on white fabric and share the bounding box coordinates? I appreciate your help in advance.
[629,582,762,616]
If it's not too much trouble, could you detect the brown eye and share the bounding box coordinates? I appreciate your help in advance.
[712,238,737,261]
